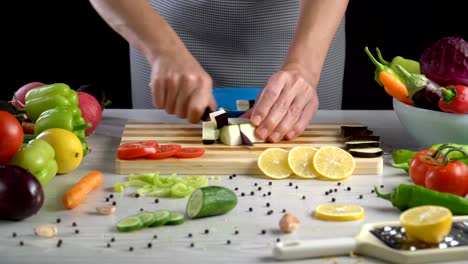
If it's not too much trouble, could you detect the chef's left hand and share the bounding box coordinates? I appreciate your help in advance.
[243,67,319,143]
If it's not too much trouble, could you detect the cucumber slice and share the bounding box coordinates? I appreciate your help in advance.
[165,212,185,225]
[116,216,144,232]
[149,210,171,227]
[186,186,238,219]
[136,211,157,227]
[220,124,242,146]
[348,147,383,158]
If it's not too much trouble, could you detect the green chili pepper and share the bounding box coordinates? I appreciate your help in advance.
[374,184,468,215]
[364,47,406,88]
[8,139,58,186]
[375,47,420,75]
[24,83,78,122]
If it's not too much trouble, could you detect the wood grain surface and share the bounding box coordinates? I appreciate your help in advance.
[116,122,383,176]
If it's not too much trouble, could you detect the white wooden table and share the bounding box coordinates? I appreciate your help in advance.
[0,109,462,264]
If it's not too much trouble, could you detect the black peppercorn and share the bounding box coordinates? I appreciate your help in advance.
[258,187,262,191]
[229,175,233,179]
[332,198,336,202]
[226,240,231,245]
[347,187,351,191]
[250,191,255,196]
[288,182,293,187]
[232,174,236,177]
[263,193,266,197]
[359,195,363,199]
[241,192,245,196]
[109,194,114,199]
[261,229,266,235]
[334,188,338,192]
[254,183,258,186]
[268,181,272,186]
[371,189,375,193]
[140,208,144,212]
[234,187,239,191]
[266,202,270,207]
[154,199,159,203]
[204,229,209,234]
[19,241,24,246]
[147,243,152,248]
[337,182,341,186]
[302,195,306,200]
[325,191,329,195]
[72,222,77,227]
[282,209,286,213]
[135,193,140,198]
[112,201,117,206]
[153,235,158,239]
[380,185,384,188]
[276,238,281,242]
[12,232,17,237]
[267,191,271,196]
[56,218,61,224]
[75,229,79,234]
[190,242,195,248]
[105,197,110,202]
[129,246,134,251]
[111,237,116,242]
[107,243,111,248]
[234,230,239,235]
[188,233,193,238]
[249,207,253,212]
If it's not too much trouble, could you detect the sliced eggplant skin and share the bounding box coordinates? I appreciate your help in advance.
[240,131,254,146]
[345,135,380,142]
[344,141,381,150]
[348,147,383,158]
[340,125,369,137]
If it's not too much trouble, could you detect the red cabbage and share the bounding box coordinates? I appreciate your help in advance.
[419,36,468,86]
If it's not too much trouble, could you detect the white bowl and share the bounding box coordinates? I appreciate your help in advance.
[393,98,468,148]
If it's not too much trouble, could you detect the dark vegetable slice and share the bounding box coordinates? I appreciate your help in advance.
[348,147,383,158]
[345,135,380,142]
[186,186,238,219]
[345,140,381,150]
[340,125,368,137]
[342,128,374,138]
[240,131,253,146]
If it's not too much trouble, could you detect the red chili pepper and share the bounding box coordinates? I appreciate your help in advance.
[438,84,468,114]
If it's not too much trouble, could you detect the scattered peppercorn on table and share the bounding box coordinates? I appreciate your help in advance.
[1,109,466,264]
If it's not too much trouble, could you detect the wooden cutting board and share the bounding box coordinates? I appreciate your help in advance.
[115,122,383,176]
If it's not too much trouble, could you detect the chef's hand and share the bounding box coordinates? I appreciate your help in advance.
[245,67,319,142]
[149,47,217,124]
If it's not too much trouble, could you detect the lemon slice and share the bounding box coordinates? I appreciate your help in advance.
[257,148,292,179]
[400,205,452,244]
[314,204,365,221]
[312,146,355,180]
[287,146,318,178]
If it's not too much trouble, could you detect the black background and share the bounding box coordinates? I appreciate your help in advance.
[2,1,467,110]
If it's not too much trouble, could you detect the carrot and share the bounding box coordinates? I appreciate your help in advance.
[379,71,412,104]
[62,170,104,209]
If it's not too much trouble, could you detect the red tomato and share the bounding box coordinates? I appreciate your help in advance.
[145,144,182,159]
[408,150,439,186]
[0,111,24,164]
[425,160,468,197]
[117,140,159,160]
[174,147,206,158]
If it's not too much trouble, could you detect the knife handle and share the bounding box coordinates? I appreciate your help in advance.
[272,238,356,260]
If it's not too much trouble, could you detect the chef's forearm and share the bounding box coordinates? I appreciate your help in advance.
[89,0,184,62]
[283,0,349,84]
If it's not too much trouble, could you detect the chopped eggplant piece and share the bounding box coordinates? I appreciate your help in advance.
[240,131,254,146]
[239,123,265,143]
[348,147,383,158]
[209,109,228,129]
[228,118,251,125]
[202,121,220,144]
[236,99,256,111]
[220,125,242,146]
[344,140,381,150]
[345,135,380,142]
[340,125,368,137]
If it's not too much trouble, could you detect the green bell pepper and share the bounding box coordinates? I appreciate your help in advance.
[33,105,91,156]
[24,83,78,122]
[33,105,90,138]
[9,139,58,186]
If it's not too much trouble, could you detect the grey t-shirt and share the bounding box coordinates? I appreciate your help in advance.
[130,0,346,109]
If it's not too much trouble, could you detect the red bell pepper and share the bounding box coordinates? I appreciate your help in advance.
[438,84,468,114]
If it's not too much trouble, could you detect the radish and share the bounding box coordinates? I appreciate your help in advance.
[11,82,45,109]
[78,91,102,136]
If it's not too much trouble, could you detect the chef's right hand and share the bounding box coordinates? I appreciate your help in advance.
[149,47,216,124]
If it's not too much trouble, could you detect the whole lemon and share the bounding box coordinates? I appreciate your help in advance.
[36,128,83,174]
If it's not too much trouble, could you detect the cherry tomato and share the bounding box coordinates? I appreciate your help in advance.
[408,149,439,186]
[117,140,159,160]
[145,144,182,159]
[174,147,206,158]
[425,160,468,197]
[0,111,24,164]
